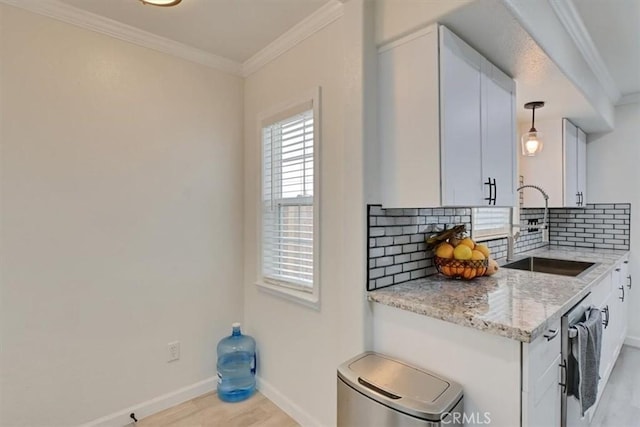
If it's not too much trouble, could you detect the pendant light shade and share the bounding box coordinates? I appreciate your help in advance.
[521,101,545,157]
[139,0,182,6]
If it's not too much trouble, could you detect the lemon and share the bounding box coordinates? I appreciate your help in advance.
[475,244,490,259]
[453,245,472,260]
[460,237,475,249]
[435,242,455,259]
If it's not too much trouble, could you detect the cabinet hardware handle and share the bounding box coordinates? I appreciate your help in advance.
[619,285,625,302]
[559,360,567,393]
[484,178,493,205]
[492,178,497,205]
[544,328,559,341]
[602,306,609,328]
[624,260,628,264]
[628,275,632,290]
[576,192,580,206]
[616,268,621,272]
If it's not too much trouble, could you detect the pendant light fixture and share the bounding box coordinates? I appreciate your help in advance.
[521,101,545,157]
[139,0,182,6]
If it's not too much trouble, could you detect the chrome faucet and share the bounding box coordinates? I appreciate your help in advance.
[507,185,549,261]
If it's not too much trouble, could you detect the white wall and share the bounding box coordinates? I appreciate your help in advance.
[0,5,244,425]
[243,17,347,427]
[243,1,377,423]
[375,0,473,45]
[587,101,640,342]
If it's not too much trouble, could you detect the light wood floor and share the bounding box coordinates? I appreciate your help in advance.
[134,391,299,427]
[591,345,640,427]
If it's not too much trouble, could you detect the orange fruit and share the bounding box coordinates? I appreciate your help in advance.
[460,237,476,249]
[435,243,455,259]
[471,250,486,260]
[475,244,490,258]
[453,245,472,260]
[463,267,476,280]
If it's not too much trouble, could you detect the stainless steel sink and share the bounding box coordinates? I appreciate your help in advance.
[502,257,596,277]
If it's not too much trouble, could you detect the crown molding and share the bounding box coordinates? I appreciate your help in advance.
[241,0,343,77]
[0,0,243,76]
[549,0,621,104]
[617,92,640,106]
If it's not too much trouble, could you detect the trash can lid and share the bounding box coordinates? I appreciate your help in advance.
[337,352,463,421]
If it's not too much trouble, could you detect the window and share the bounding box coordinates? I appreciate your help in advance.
[259,90,320,306]
[471,207,512,241]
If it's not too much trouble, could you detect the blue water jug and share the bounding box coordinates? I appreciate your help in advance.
[216,323,256,402]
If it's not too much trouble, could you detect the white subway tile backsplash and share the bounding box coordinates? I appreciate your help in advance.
[367,203,631,290]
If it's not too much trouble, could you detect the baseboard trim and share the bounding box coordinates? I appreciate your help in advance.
[79,376,217,427]
[256,376,322,427]
[624,335,640,349]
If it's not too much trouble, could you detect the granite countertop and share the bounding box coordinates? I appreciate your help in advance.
[367,246,629,343]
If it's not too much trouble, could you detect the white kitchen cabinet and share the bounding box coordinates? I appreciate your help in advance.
[519,118,587,208]
[440,26,484,206]
[522,320,562,427]
[577,127,587,206]
[483,64,517,207]
[611,256,630,351]
[563,119,579,207]
[379,24,516,208]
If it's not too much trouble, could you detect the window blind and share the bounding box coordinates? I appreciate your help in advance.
[262,109,315,290]
[471,207,511,240]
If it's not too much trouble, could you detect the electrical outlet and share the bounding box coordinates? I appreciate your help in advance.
[167,341,180,362]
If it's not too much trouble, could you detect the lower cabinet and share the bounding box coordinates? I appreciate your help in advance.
[522,319,562,427]
[522,255,631,426]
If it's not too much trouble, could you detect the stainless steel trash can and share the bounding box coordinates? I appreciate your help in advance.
[337,352,463,426]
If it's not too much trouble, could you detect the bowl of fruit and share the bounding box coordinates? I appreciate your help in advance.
[426,227,498,280]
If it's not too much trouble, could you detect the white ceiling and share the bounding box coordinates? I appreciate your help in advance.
[573,0,640,96]
[58,0,328,63]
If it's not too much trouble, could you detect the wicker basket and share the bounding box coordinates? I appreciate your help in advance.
[434,256,488,280]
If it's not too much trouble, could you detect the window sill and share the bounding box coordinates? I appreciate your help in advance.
[255,281,320,311]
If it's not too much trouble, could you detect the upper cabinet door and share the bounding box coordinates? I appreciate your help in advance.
[378,27,440,208]
[483,64,516,207]
[440,26,484,206]
[577,127,587,205]
[563,119,579,207]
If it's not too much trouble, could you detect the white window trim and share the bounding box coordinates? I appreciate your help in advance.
[255,87,321,310]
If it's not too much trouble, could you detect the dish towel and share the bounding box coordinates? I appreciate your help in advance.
[572,306,603,416]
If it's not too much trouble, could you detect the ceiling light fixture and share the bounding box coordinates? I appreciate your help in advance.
[139,0,182,6]
[521,101,545,157]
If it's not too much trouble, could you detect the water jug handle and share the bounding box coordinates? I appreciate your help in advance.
[251,353,256,375]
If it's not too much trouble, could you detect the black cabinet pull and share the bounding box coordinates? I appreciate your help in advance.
[544,328,559,341]
[559,360,567,393]
[576,192,580,206]
[628,275,632,290]
[484,177,493,205]
[493,178,497,205]
[602,306,609,328]
[484,178,496,205]
[620,285,625,302]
